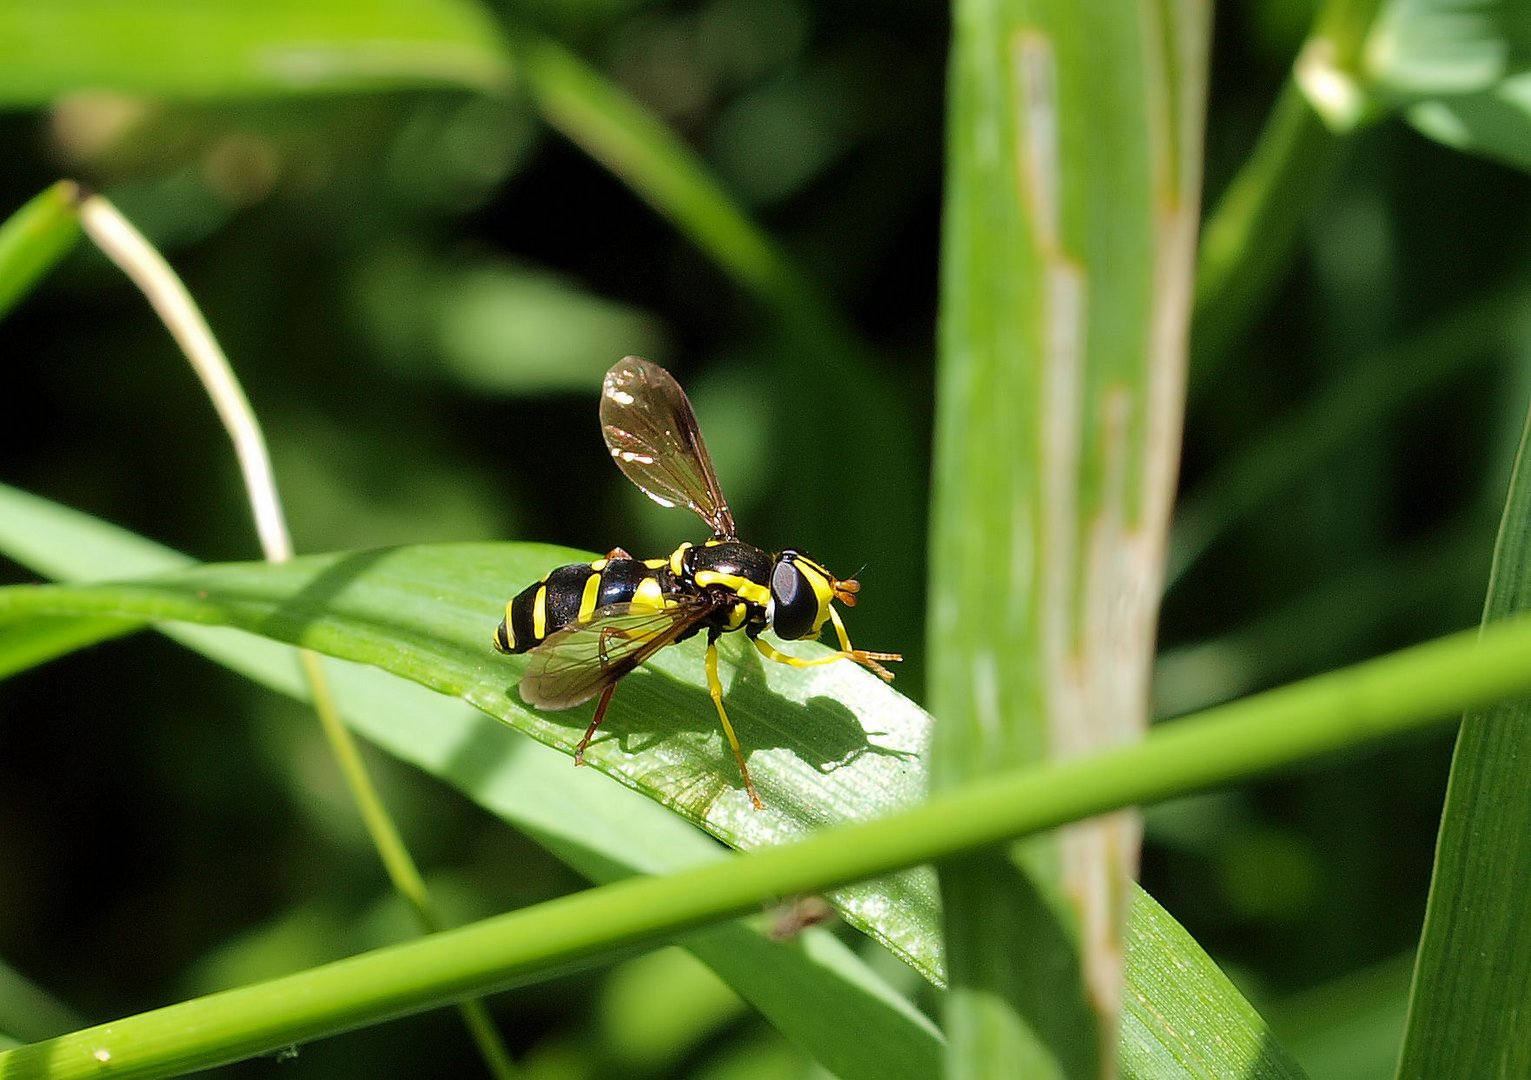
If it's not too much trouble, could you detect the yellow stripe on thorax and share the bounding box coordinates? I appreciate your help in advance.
[693,570,769,607]
[577,572,603,623]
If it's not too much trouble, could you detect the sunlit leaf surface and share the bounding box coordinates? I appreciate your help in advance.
[0,524,940,984]
[0,483,1313,1078]
[0,480,943,1080]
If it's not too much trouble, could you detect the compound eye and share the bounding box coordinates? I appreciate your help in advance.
[770,558,818,640]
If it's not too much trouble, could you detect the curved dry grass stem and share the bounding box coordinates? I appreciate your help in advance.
[74,190,293,564]
[72,189,518,1079]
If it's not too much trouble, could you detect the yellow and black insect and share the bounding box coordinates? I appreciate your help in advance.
[494,355,901,809]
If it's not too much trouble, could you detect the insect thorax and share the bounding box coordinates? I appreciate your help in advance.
[679,540,774,632]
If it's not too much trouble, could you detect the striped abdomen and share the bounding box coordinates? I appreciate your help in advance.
[494,556,676,655]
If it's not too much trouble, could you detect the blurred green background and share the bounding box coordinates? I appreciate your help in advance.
[1,1,1528,1077]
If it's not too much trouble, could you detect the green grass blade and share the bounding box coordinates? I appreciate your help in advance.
[207,648,944,1080]
[0,182,81,323]
[0,484,941,974]
[1394,404,1531,1074]
[0,485,1306,1079]
[0,485,1315,1079]
[265,655,943,1080]
[934,0,1208,1073]
[0,481,943,1080]
[5,594,1531,1078]
[0,540,938,986]
[1121,890,1307,1080]
[0,0,513,102]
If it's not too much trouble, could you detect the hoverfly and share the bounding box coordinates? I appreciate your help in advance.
[494,356,900,809]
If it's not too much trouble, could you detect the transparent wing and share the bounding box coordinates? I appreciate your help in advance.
[519,597,719,710]
[601,355,737,539]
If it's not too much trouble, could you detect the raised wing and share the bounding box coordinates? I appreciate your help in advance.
[600,355,737,539]
[519,596,719,710]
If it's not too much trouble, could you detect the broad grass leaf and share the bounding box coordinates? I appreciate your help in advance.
[0,483,1312,1078]
[0,481,943,1080]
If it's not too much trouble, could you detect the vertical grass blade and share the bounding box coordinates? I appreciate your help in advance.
[933,1,1207,1075]
[1394,400,1531,1076]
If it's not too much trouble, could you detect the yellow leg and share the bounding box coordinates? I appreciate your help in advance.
[754,637,845,670]
[754,608,902,683]
[827,606,856,653]
[706,633,763,810]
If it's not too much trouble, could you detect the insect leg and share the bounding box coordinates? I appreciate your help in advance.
[753,637,845,670]
[753,609,902,683]
[826,607,902,681]
[706,628,764,810]
[574,681,619,766]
